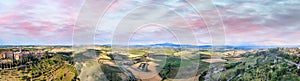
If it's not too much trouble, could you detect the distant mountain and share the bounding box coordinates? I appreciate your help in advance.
[129,43,210,48]
[1,43,299,49]
[128,43,300,49]
[150,43,181,47]
[148,43,212,48]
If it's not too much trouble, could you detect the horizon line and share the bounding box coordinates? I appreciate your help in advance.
[0,44,299,47]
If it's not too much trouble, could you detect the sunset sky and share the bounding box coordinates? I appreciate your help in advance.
[0,0,300,46]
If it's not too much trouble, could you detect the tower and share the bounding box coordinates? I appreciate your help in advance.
[19,47,22,53]
[12,52,15,64]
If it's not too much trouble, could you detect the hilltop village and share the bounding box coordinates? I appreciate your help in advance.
[0,48,47,62]
[0,47,51,71]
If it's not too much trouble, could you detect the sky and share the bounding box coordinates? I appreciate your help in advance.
[0,0,300,46]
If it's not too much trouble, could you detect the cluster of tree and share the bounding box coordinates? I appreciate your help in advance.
[200,54,211,59]
[23,55,77,80]
[101,64,124,81]
[198,70,207,81]
[27,57,63,79]
[159,57,181,80]
[234,50,300,80]
[239,52,253,57]
[278,53,300,63]
[234,61,300,81]
[216,49,300,81]
[224,62,242,69]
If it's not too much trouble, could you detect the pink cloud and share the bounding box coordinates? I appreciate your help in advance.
[0,15,13,24]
